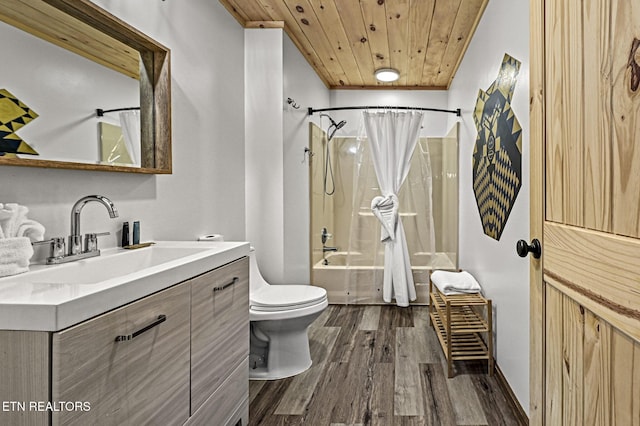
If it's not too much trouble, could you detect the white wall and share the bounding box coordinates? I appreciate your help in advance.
[245,30,329,284]
[283,35,330,283]
[329,90,451,138]
[447,0,530,413]
[245,29,285,283]
[0,0,246,253]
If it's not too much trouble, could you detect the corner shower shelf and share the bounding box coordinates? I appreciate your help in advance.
[428,280,493,378]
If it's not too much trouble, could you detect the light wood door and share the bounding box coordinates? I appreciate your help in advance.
[530,0,640,424]
[52,282,190,426]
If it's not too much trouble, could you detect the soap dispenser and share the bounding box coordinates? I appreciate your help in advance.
[121,222,130,247]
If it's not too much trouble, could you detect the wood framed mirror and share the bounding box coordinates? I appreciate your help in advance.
[0,0,171,174]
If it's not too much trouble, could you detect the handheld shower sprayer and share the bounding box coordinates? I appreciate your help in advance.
[318,113,348,196]
[320,113,347,141]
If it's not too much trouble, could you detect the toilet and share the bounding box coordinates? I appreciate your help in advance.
[249,247,328,380]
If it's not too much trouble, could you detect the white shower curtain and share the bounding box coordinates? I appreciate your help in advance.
[363,110,424,307]
[119,110,141,167]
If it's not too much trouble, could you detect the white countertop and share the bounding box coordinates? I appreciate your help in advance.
[0,241,250,331]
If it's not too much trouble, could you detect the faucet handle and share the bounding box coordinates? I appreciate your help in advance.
[32,237,65,259]
[84,232,110,253]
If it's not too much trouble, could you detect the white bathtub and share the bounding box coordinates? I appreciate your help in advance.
[311,251,456,304]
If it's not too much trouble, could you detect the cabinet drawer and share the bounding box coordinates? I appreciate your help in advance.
[52,282,190,426]
[186,358,248,426]
[190,257,249,413]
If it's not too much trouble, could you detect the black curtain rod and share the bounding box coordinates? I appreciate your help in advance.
[308,105,461,117]
[96,107,140,117]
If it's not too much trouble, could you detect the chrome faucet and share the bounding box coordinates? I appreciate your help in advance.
[34,195,119,264]
[69,195,118,255]
[321,227,338,253]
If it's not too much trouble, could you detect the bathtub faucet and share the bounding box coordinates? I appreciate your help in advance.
[323,246,338,253]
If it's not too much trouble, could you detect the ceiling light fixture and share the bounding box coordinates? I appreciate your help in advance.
[375,68,400,82]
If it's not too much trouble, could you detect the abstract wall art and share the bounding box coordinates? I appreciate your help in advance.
[0,88,39,157]
[472,54,522,241]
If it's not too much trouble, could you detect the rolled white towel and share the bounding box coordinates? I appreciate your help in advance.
[0,203,27,238]
[0,204,12,239]
[0,237,34,278]
[0,203,45,240]
[371,194,398,242]
[431,270,482,295]
[17,219,45,242]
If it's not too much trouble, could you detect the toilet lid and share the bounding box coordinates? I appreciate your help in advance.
[251,285,327,312]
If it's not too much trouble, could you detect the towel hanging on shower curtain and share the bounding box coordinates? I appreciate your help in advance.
[371,194,398,242]
[363,110,424,307]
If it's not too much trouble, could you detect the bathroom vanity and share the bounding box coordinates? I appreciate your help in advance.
[0,242,250,426]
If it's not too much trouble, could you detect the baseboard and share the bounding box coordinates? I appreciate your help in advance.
[494,363,529,425]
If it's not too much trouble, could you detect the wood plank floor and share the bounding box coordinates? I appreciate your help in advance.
[249,305,525,426]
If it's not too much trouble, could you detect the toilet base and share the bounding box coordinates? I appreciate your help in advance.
[249,361,312,381]
[249,312,321,380]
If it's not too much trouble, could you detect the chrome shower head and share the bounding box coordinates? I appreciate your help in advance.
[320,113,347,141]
[320,113,346,129]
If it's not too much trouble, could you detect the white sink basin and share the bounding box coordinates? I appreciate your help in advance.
[0,241,250,331]
[10,246,209,285]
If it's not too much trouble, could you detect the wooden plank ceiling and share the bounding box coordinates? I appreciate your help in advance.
[0,0,140,79]
[219,0,488,89]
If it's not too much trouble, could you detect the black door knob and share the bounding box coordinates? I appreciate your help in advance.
[516,239,541,259]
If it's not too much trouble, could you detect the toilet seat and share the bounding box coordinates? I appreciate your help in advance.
[250,285,327,312]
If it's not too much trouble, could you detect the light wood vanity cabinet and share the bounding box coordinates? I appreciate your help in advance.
[0,256,249,426]
[52,282,191,426]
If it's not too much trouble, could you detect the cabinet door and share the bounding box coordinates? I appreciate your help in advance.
[52,283,190,426]
[123,283,190,426]
[191,257,249,413]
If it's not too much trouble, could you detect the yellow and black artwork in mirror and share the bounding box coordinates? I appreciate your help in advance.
[0,88,39,158]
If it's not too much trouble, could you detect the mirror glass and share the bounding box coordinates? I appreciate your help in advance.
[0,0,171,173]
[1,19,140,165]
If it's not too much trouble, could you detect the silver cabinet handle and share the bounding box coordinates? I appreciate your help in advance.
[213,277,239,292]
[115,314,167,342]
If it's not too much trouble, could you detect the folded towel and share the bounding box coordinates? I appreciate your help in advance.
[0,203,26,239]
[431,270,482,295]
[17,219,45,242]
[0,203,45,241]
[0,237,34,277]
[0,204,12,239]
[371,194,398,242]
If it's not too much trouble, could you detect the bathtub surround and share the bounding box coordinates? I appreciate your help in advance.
[310,125,458,304]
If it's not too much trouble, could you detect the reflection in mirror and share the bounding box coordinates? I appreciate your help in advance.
[0,0,171,174]
[0,19,139,165]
